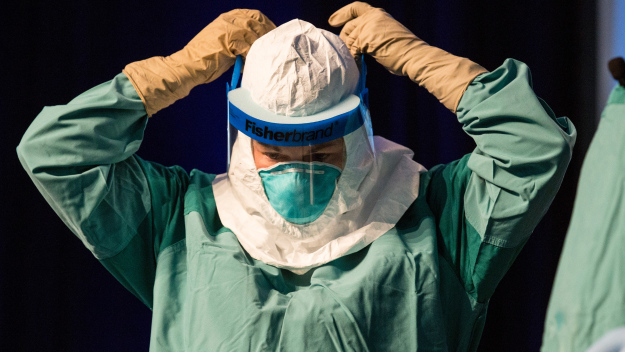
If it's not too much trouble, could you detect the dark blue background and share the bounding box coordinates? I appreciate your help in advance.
[1,0,598,350]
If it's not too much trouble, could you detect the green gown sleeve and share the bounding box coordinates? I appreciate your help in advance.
[541,85,625,351]
[16,73,189,308]
[427,59,577,302]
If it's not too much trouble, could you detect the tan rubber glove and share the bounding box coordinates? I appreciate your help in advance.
[123,9,276,117]
[329,2,487,113]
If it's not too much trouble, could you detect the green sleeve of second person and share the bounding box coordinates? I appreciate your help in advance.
[17,74,190,308]
[428,59,577,302]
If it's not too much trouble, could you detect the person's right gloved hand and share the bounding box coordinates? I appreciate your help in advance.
[329,2,486,113]
[123,9,276,117]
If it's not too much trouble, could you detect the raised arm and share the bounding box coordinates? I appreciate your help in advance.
[330,2,576,302]
[17,10,275,307]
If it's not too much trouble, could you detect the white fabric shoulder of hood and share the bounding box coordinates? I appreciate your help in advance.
[586,327,625,352]
[212,124,425,273]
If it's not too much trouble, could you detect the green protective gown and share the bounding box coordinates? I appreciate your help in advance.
[542,85,625,352]
[18,59,575,351]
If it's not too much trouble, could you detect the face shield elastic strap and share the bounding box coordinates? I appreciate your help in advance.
[226,55,372,167]
[226,56,245,167]
[355,55,375,156]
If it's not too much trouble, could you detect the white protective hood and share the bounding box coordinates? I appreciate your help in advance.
[212,19,425,273]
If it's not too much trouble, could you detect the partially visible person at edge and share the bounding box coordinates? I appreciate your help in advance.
[542,58,625,352]
[17,2,576,351]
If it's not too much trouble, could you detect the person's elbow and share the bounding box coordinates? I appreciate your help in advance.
[16,128,40,177]
[549,117,576,180]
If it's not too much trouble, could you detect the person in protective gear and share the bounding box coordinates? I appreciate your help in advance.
[216,18,423,272]
[18,2,576,351]
[542,57,625,352]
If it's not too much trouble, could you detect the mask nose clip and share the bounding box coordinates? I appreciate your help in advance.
[268,167,325,176]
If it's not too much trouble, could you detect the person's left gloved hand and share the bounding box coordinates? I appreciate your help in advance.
[123,9,276,116]
[329,2,486,113]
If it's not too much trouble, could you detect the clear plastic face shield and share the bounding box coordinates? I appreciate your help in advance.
[226,56,374,225]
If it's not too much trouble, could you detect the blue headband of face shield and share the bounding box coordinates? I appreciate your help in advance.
[226,56,372,224]
[226,55,371,151]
